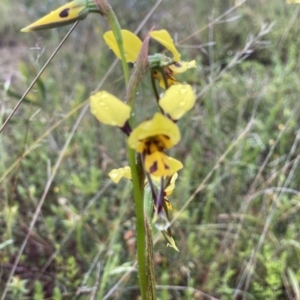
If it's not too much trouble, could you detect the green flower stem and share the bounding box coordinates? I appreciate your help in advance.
[105,11,129,87]
[86,0,104,13]
[125,35,154,299]
[128,149,148,300]
[93,1,149,298]
[150,70,160,103]
[93,0,129,87]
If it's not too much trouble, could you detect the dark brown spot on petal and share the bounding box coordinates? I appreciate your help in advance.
[144,141,151,155]
[59,8,70,18]
[153,140,162,151]
[174,62,182,67]
[149,161,158,174]
[164,163,170,170]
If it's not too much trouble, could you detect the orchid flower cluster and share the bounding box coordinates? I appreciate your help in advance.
[22,0,197,298]
[91,29,196,223]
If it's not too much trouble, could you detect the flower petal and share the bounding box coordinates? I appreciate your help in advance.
[165,172,178,196]
[153,69,178,89]
[144,151,172,177]
[128,113,180,151]
[151,157,183,183]
[21,0,89,32]
[90,91,131,127]
[164,198,172,210]
[169,60,196,74]
[168,157,183,174]
[150,30,181,62]
[161,230,179,251]
[109,166,131,183]
[159,84,196,121]
[103,30,142,63]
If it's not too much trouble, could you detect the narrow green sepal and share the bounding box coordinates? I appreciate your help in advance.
[161,230,179,252]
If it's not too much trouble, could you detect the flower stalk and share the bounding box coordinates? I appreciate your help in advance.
[94,1,154,298]
[93,0,129,86]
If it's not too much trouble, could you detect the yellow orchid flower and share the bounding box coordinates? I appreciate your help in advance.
[128,113,180,177]
[90,89,188,177]
[90,91,131,128]
[153,60,197,89]
[103,29,196,88]
[150,30,196,88]
[109,157,182,184]
[108,167,132,183]
[21,0,100,32]
[159,84,196,121]
[109,157,182,210]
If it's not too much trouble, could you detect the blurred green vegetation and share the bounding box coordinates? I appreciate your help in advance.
[2,0,300,299]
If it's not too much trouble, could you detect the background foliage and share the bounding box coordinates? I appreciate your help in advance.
[1,0,300,299]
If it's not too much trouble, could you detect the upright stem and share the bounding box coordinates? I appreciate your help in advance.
[94,0,129,87]
[93,1,148,298]
[105,9,129,87]
[128,149,148,300]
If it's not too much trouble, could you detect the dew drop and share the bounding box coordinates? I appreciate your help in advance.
[180,88,187,94]
[154,214,170,231]
[179,100,186,106]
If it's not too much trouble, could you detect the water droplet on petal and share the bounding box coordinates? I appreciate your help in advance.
[180,88,187,94]
[154,214,170,231]
[179,100,186,106]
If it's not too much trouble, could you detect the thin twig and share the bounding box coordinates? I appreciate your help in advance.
[0,21,79,134]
